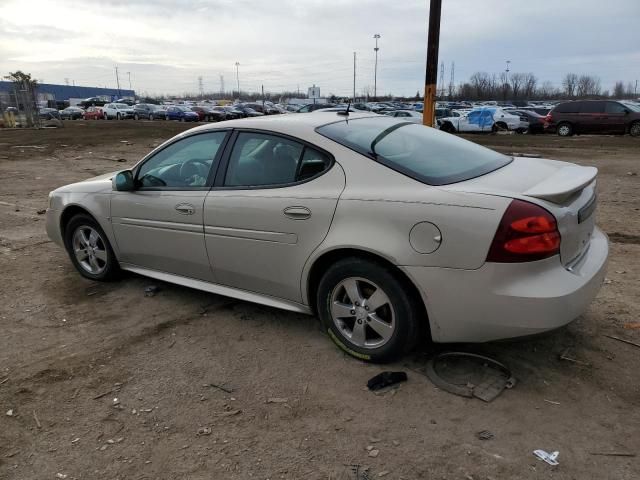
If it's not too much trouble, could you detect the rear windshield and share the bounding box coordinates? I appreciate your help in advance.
[316,116,511,185]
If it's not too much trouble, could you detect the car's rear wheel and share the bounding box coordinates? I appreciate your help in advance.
[629,121,640,137]
[317,257,421,362]
[134,114,139,120]
[180,117,185,122]
[149,114,153,121]
[64,214,120,281]
[440,121,456,133]
[492,121,508,133]
[557,122,573,137]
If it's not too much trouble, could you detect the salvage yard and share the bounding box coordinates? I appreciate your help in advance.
[1,122,639,479]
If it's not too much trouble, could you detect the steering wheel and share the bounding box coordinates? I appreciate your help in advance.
[179,158,208,183]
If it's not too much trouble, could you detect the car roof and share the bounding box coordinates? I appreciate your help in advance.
[186,111,379,138]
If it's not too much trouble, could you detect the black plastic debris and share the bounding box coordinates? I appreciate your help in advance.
[144,285,160,297]
[367,371,408,391]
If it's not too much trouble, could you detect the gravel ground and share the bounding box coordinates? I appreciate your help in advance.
[1,121,639,479]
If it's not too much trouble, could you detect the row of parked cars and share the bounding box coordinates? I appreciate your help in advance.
[435,100,640,136]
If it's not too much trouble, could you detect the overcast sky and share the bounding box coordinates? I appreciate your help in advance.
[1,0,638,97]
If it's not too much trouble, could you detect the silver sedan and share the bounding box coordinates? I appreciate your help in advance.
[46,112,608,362]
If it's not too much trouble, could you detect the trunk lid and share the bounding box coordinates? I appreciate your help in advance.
[446,157,598,266]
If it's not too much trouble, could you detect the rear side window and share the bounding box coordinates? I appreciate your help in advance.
[316,117,512,186]
[554,102,580,113]
[224,132,331,187]
[580,101,605,114]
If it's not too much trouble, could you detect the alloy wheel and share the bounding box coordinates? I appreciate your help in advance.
[630,123,640,137]
[72,226,108,275]
[330,277,395,349]
[558,124,571,136]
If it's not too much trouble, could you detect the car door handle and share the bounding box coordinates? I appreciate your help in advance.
[283,206,311,220]
[175,203,195,215]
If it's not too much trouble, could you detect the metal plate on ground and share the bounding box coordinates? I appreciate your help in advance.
[421,352,516,402]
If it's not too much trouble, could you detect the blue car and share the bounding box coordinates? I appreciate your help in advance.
[165,105,200,122]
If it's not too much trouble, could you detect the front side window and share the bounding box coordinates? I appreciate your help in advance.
[137,132,226,188]
[317,116,511,186]
[224,132,330,187]
[605,102,627,114]
[580,102,605,114]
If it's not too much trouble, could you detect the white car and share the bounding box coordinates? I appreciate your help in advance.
[45,112,607,362]
[439,107,525,133]
[102,103,134,120]
[383,110,424,123]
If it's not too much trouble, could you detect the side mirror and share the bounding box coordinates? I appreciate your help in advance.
[112,170,134,191]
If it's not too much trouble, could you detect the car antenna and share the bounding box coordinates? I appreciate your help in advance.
[337,101,351,116]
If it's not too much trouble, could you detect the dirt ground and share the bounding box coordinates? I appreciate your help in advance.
[0,121,639,480]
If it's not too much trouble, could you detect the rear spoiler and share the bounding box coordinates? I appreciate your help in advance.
[524,165,597,203]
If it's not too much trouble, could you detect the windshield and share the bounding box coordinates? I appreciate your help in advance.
[316,117,512,185]
[623,102,640,112]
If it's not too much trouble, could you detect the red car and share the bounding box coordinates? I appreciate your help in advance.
[84,106,103,120]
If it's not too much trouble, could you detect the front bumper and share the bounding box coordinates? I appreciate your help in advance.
[45,208,65,248]
[401,227,608,343]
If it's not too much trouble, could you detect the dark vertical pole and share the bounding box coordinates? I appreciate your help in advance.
[353,52,356,102]
[262,84,265,110]
[423,0,441,127]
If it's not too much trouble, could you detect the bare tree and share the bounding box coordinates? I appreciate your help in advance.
[562,73,578,98]
[522,73,538,99]
[509,73,526,99]
[576,75,601,97]
[613,81,625,99]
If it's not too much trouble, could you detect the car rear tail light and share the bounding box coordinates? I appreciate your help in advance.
[486,199,561,262]
[544,113,552,123]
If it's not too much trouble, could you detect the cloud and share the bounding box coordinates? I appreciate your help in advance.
[0,0,638,96]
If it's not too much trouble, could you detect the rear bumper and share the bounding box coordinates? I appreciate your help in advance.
[401,227,608,343]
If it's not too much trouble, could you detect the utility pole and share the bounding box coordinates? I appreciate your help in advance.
[64,78,69,86]
[635,80,638,97]
[353,52,357,102]
[438,61,445,98]
[220,75,224,97]
[448,61,455,99]
[504,60,511,101]
[423,0,441,127]
[262,84,265,110]
[114,66,121,97]
[127,71,132,91]
[373,34,381,100]
[235,62,240,98]
[198,76,204,98]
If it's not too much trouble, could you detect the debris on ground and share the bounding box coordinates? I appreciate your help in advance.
[367,371,408,391]
[534,449,559,466]
[6,409,14,416]
[589,451,636,457]
[197,426,212,435]
[476,430,494,440]
[559,348,592,366]
[422,352,516,402]
[604,334,640,349]
[144,285,159,297]
[36,209,46,215]
[205,382,233,394]
[266,397,289,404]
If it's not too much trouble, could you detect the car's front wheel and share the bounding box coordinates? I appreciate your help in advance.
[629,121,640,137]
[64,214,120,281]
[317,257,421,362]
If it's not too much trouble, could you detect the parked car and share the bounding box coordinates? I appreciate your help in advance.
[84,106,103,120]
[79,97,107,108]
[190,106,225,122]
[150,105,168,120]
[512,110,546,134]
[132,104,160,120]
[165,105,199,122]
[234,106,264,117]
[295,103,336,113]
[102,103,134,120]
[439,107,523,133]
[59,106,85,120]
[383,110,423,123]
[46,112,607,362]
[222,106,245,119]
[544,100,640,137]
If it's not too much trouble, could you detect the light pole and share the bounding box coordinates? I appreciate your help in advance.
[235,62,240,98]
[504,60,511,101]
[373,34,381,100]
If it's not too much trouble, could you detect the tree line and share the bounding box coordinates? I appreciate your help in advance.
[450,72,638,101]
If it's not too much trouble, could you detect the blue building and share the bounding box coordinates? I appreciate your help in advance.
[0,81,135,106]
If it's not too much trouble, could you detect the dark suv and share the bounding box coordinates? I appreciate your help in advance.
[132,103,160,120]
[544,100,640,137]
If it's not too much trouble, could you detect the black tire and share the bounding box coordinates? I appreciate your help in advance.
[440,122,456,134]
[557,122,573,137]
[64,214,120,281]
[149,114,153,121]
[492,121,508,133]
[629,121,640,137]
[180,117,185,122]
[116,113,121,120]
[134,114,139,120]
[316,257,422,363]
